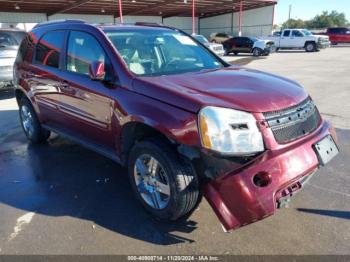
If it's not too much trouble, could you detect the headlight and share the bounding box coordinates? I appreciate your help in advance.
[199,106,264,155]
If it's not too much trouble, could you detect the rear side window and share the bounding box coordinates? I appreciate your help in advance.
[283,30,291,37]
[35,31,64,68]
[66,31,107,75]
[17,34,34,63]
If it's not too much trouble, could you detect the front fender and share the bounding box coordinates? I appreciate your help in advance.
[111,87,201,154]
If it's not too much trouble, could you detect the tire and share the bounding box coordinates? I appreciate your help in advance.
[253,48,262,57]
[305,42,316,52]
[233,52,238,56]
[276,48,280,52]
[128,139,199,221]
[19,97,50,143]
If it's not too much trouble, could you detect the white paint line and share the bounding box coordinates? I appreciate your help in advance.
[308,183,350,198]
[8,212,35,241]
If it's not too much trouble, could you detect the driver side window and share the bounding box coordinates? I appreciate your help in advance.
[66,31,109,76]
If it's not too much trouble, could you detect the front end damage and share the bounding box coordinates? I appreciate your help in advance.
[200,119,338,232]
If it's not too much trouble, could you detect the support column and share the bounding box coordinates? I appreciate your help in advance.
[192,0,196,35]
[238,0,243,36]
[271,3,275,34]
[118,0,124,23]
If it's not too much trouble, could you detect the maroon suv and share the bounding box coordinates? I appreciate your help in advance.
[14,20,339,231]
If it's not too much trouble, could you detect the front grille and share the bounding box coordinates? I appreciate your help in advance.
[263,98,321,144]
[213,46,223,51]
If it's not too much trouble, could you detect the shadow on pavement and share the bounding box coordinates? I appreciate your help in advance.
[0,124,198,246]
[297,208,350,220]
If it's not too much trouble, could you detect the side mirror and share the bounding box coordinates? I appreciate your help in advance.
[89,61,105,81]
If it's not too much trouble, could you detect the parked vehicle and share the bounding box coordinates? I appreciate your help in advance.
[209,32,232,44]
[323,27,350,45]
[0,29,26,88]
[223,36,275,57]
[14,20,339,231]
[264,29,330,52]
[193,34,225,56]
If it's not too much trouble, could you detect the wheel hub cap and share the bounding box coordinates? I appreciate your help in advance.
[21,105,34,137]
[133,154,170,210]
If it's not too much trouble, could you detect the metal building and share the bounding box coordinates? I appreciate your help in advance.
[0,0,277,37]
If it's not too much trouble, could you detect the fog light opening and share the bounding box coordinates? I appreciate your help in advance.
[253,172,271,187]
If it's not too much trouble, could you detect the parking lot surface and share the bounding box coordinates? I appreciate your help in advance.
[0,47,349,255]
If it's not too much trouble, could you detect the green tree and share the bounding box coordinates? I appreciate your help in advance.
[281,10,349,29]
[282,19,306,29]
[307,10,349,29]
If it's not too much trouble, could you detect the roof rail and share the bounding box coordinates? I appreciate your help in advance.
[134,22,178,30]
[33,19,86,29]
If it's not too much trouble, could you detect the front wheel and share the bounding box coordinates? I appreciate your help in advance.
[305,42,316,52]
[19,97,50,143]
[128,139,199,221]
[253,48,262,57]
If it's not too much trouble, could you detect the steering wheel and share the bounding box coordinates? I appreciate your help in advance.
[163,58,181,70]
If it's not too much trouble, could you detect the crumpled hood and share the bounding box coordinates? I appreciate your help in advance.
[133,66,309,113]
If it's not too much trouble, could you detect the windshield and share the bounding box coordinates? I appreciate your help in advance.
[0,32,19,47]
[106,29,223,76]
[194,35,209,44]
[302,30,313,36]
[250,37,259,42]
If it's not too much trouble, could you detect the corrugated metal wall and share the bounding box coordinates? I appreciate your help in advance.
[200,6,274,37]
[0,5,273,37]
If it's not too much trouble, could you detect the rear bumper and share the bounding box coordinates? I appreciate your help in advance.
[202,121,338,231]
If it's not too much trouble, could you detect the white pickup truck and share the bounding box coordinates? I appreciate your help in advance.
[263,29,330,52]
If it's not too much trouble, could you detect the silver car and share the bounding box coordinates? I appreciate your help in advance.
[193,34,225,56]
[0,29,26,89]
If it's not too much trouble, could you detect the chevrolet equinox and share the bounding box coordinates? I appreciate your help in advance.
[14,20,339,231]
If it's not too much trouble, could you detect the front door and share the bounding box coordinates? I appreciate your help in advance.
[58,30,114,148]
[291,30,305,47]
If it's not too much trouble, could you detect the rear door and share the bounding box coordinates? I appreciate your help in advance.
[30,30,66,124]
[280,30,291,47]
[242,37,254,52]
[57,30,114,148]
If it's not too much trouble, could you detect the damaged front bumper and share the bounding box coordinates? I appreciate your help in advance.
[201,121,338,231]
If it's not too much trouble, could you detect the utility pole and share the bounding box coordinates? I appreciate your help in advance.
[287,4,292,28]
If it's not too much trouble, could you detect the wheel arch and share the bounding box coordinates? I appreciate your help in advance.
[304,40,316,47]
[119,121,177,166]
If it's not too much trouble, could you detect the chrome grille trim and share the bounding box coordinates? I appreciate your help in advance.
[263,98,321,144]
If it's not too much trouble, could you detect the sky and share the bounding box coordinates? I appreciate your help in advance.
[275,0,350,24]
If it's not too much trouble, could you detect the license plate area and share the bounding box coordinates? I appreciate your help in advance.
[313,135,339,166]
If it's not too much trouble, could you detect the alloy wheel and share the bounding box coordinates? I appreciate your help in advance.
[20,105,35,138]
[133,154,171,210]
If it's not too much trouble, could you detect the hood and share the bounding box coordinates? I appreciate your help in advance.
[313,34,329,40]
[133,66,308,114]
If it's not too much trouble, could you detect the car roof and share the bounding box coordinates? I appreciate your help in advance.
[33,19,177,32]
